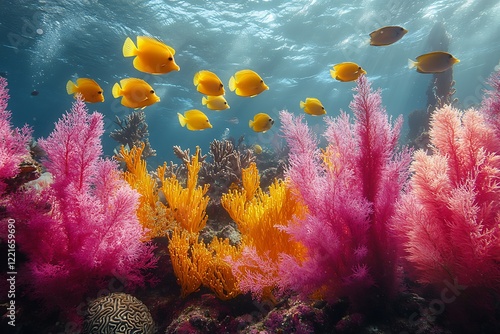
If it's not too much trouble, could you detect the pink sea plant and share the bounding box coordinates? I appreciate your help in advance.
[7,96,156,315]
[279,76,411,311]
[394,72,500,328]
[0,77,32,195]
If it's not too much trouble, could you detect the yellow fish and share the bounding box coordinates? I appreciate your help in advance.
[229,69,269,97]
[330,62,366,82]
[178,109,212,131]
[408,51,460,73]
[193,70,225,96]
[112,78,160,109]
[202,95,230,110]
[249,113,274,133]
[66,78,104,103]
[369,26,408,46]
[300,98,326,116]
[253,144,263,154]
[122,36,180,74]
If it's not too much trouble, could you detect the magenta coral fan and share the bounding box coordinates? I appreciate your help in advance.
[8,96,156,314]
[0,77,32,195]
[279,76,411,310]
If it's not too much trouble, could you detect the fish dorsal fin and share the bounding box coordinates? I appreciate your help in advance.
[137,36,175,55]
[76,78,97,86]
[119,78,140,87]
[185,109,205,119]
[234,69,257,81]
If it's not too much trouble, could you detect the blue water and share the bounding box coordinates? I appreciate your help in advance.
[1,0,500,165]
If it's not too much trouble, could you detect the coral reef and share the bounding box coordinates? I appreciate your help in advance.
[199,139,255,200]
[83,293,155,334]
[6,96,157,315]
[222,162,307,300]
[279,76,411,313]
[110,110,156,159]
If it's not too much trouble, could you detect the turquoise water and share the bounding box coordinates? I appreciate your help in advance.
[1,0,499,164]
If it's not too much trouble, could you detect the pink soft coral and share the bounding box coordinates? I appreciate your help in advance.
[394,96,500,331]
[394,105,500,275]
[8,96,156,315]
[279,76,411,311]
[0,77,32,195]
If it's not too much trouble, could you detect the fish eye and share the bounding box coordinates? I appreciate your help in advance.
[448,54,453,58]
[168,57,173,61]
[358,66,361,70]
[98,91,102,94]
[220,83,223,88]
[224,102,227,104]
[150,90,154,94]
[260,80,263,83]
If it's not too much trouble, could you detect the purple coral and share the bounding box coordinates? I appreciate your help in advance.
[279,76,411,311]
[8,96,156,315]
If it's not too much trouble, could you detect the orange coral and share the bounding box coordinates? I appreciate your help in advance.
[221,162,307,298]
[157,146,209,234]
[116,143,174,239]
[168,229,208,297]
[203,237,240,300]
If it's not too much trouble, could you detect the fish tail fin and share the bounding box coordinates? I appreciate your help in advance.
[228,76,236,92]
[248,119,254,128]
[66,80,77,94]
[408,58,417,69]
[112,83,122,98]
[123,37,137,57]
[202,96,208,105]
[329,69,336,79]
[177,112,187,127]
[193,71,200,86]
[299,101,305,109]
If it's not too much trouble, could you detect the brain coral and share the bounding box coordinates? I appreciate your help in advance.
[83,292,155,334]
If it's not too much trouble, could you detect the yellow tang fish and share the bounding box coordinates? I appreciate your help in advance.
[112,78,160,109]
[202,95,229,111]
[178,109,212,131]
[229,69,269,97]
[66,78,104,103]
[330,62,366,82]
[300,97,326,116]
[193,70,225,96]
[369,26,408,46]
[408,51,460,73]
[123,36,180,74]
[253,144,263,154]
[249,113,274,133]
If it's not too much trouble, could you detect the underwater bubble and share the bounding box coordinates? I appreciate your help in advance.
[36,28,43,35]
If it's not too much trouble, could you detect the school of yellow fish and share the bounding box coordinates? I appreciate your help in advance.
[66,26,460,134]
